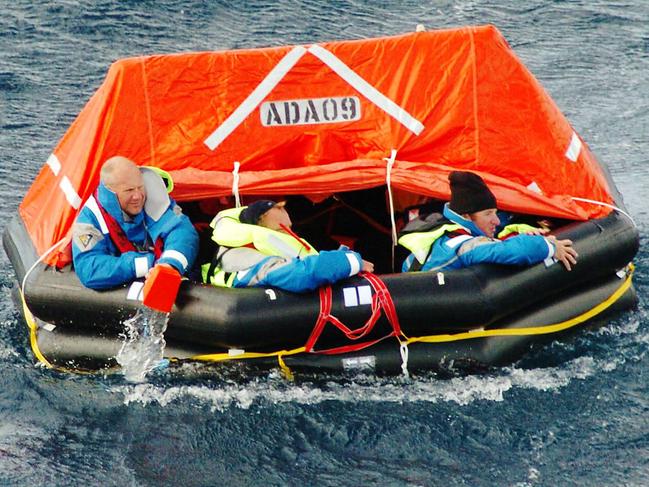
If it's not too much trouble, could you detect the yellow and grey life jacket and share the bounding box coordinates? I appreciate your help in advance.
[398,219,541,272]
[201,206,319,287]
[398,223,464,270]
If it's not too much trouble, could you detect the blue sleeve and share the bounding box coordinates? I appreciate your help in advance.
[458,235,553,267]
[72,210,155,290]
[236,250,362,293]
[147,201,199,275]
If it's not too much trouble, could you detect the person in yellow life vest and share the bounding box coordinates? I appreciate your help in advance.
[202,200,374,292]
[400,171,578,272]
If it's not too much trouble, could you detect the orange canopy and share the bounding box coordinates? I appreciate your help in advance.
[20,25,614,267]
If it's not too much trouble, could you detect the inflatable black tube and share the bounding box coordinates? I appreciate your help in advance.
[3,209,639,372]
[18,272,636,374]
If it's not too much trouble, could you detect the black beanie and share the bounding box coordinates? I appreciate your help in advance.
[448,171,497,214]
[239,200,281,225]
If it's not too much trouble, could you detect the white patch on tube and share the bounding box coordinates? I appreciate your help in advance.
[357,285,372,305]
[127,281,145,301]
[343,287,359,307]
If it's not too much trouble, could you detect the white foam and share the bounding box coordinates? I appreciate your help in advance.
[113,355,611,410]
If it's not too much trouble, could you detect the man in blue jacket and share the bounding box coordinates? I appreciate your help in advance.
[72,156,199,290]
[400,171,578,272]
[204,199,374,293]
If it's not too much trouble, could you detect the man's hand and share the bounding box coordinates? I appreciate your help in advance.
[362,260,375,273]
[524,227,550,236]
[547,236,578,271]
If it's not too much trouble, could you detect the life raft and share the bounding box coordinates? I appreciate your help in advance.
[3,208,638,375]
[3,25,640,376]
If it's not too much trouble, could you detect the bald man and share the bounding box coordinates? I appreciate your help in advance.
[72,156,198,290]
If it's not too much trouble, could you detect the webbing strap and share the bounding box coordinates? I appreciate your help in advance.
[304,272,403,354]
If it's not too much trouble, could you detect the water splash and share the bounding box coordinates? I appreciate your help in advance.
[115,355,607,411]
[115,308,169,383]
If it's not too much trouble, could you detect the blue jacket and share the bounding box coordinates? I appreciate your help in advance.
[72,180,198,290]
[217,246,364,293]
[401,204,554,272]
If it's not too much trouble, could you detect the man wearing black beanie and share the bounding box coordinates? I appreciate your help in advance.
[400,171,578,272]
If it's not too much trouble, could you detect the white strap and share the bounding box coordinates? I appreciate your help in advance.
[400,341,410,378]
[21,237,68,299]
[384,149,398,272]
[571,197,636,228]
[232,161,241,208]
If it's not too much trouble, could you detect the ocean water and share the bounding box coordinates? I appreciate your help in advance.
[1,1,648,485]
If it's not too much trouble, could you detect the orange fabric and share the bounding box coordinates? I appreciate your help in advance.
[19,25,614,267]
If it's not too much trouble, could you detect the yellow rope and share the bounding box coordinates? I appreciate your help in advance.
[20,265,633,376]
[188,266,634,365]
[19,289,55,368]
[409,266,634,345]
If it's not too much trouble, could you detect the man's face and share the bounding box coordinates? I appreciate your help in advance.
[468,208,500,237]
[259,205,292,232]
[108,165,146,217]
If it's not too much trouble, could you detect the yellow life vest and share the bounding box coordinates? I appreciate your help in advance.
[397,224,463,265]
[202,206,318,287]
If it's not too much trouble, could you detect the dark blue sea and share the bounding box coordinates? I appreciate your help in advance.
[1,1,648,485]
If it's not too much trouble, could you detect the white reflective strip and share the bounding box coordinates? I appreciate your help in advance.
[437,272,445,285]
[543,238,554,260]
[307,44,424,135]
[46,153,61,176]
[42,323,56,332]
[204,46,308,150]
[343,287,359,307]
[264,289,277,301]
[565,132,582,162]
[346,253,361,276]
[228,348,245,357]
[127,281,145,301]
[232,161,241,208]
[134,257,150,278]
[59,176,82,210]
[160,249,189,270]
[84,196,110,234]
[445,234,472,249]
[357,285,372,305]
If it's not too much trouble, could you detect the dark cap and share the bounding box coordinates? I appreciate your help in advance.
[448,171,497,214]
[239,200,284,225]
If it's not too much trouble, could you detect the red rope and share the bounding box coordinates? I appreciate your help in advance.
[304,272,402,354]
